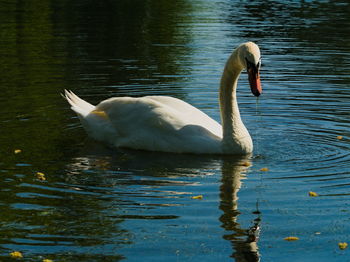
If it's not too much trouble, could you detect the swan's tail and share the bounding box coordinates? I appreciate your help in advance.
[63,90,95,118]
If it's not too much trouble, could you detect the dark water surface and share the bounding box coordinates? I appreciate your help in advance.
[1,1,350,261]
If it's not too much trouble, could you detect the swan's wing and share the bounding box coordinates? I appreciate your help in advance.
[97,96,222,137]
[146,96,222,137]
[94,96,223,153]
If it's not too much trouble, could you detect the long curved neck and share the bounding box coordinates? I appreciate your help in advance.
[219,51,251,153]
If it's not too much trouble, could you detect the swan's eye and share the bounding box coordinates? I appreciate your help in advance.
[245,57,261,71]
[245,58,255,70]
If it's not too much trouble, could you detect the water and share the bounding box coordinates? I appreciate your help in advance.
[1,0,350,261]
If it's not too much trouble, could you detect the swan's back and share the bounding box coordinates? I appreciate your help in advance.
[64,91,223,154]
[96,96,223,153]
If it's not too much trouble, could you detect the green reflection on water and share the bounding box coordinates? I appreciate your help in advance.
[0,1,194,260]
[0,0,193,169]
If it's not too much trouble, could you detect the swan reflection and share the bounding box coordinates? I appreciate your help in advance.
[220,158,261,262]
[65,143,261,261]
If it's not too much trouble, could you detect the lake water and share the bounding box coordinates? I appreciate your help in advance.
[1,0,350,261]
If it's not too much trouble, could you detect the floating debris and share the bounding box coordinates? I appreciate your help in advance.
[191,195,203,200]
[309,191,318,197]
[284,236,299,241]
[43,259,54,262]
[14,149,22,154]
[36,172,46,181]
[10,251,23,259]
[336,136,343,140]
[260,167,269,172]
[241,161,251,167]
[338,242,348,250]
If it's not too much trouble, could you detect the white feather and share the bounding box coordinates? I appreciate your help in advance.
[63,90,95,117]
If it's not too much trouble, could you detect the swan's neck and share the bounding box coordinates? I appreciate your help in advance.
[219,52,252,153]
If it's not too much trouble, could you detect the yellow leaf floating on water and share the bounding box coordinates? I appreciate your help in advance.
[309,191,318,197]
[260,167,269,172]
[43,259,54,262]
[191,195,203,200]
[36,172,46,181]
[10,251,23,259]
[338,242,348,250]
[337,136,343,140]
[284,236,299,241]
[14,149,22,154]
[241,161,251,167]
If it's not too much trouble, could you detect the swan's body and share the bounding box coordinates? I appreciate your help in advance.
[64,42,262,155]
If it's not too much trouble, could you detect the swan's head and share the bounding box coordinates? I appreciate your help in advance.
[238,42,262,97]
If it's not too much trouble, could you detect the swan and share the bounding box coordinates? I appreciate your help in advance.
[64,42,262,155]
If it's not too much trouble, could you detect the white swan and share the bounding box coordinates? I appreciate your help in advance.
[64,42,262,155]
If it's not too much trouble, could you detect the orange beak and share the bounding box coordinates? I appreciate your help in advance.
[248,67,262,97]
